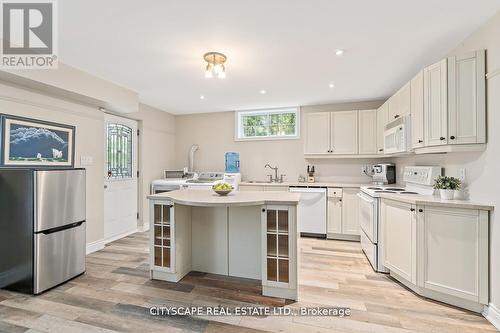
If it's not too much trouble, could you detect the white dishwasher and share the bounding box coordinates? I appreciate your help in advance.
[289,187,327,237]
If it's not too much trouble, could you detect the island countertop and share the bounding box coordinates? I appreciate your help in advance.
[147,189,301,207]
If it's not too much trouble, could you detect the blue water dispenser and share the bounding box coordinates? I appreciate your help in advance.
[225,152,240,173]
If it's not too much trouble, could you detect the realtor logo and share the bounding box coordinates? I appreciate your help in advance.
[1,0,58,68]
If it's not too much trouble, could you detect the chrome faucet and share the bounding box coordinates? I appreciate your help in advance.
[265,164,284,183]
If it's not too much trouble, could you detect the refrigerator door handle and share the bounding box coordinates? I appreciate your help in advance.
[41,221,85,235]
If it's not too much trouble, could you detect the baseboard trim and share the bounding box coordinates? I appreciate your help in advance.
[86,228,138,255]
[483,303,500,331]
[138,224,150,232]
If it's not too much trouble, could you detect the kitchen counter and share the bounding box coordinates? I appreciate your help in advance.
[380,192,494,210]
[147,189,300,207]
[239,181,371,188]
[147,189,299,300]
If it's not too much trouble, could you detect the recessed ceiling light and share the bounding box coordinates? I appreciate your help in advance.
[329,83,335,88]
[200,95,205,100]
[335,49,344,56]
[260,90,266,95]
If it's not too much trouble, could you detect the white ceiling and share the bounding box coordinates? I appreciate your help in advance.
[59,0,500,114]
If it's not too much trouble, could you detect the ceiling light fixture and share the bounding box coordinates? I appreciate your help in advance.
[335,49,344,56]
[204,52,227,79]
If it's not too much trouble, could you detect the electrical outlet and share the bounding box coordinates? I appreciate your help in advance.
[458,168,466,181]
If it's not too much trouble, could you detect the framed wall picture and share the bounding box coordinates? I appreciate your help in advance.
[0,114,75,168]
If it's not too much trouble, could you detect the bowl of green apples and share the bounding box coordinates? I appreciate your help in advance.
[212,182,234,196]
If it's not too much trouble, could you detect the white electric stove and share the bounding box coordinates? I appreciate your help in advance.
[358,166,441,272]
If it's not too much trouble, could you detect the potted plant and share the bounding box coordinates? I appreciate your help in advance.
[433,176,462,200]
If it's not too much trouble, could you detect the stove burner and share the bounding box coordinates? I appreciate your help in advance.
[385,188,405,191]
[374,190,397,193]
[400,191,418,194]
[367,187,382,190]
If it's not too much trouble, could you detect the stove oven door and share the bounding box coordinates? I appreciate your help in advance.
[357,192,378,243]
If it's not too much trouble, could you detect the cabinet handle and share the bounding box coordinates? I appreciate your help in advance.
[450,136,456,140]
[418,209,423,213]
[379,149,384,152]
[418,139,423,143]
[262,208,266,212]
[394,114,400,119]
[440,137,446,141]
[410,208,415,212]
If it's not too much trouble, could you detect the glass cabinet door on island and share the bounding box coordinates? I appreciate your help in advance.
[152,203,173,270]
[264,206,291,284]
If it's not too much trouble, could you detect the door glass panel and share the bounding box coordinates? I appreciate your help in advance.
[154,205,161,223]
[154,226,162,246]
[163,226,170,240]
[162,248,170,267]
[278,210,288,233]
[278,234,289,258]
[162,205,170,224]
[267,210,277,232]
[267,258,277,281]
[278,259,289,283]
[154,246,162,266]
[106,123,133,179]
[267,234,277,257]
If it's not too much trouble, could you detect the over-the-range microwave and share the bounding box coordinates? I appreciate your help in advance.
[383,115,412,154]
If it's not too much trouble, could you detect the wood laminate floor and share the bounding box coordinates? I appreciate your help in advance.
[0,232,496,333]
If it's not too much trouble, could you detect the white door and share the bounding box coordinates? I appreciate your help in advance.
[104,114,138,240]
[424,59,448,146]
[358,109,377,154]
[304,112,330,154]
[331,111,358,154]
[411,71,425,148]
[377,102,388,154]
[448,50,486,145]
[341,188,360,235]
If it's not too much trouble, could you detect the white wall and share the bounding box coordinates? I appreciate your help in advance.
[174,100,385,183]
[0,81,176,244]
[395,10,500,317]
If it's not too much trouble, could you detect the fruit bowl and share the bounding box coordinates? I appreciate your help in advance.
[212,182,234,196]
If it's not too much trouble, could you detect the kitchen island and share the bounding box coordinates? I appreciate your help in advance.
[147,190,301,300]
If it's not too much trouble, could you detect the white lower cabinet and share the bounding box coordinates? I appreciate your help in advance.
[381,198,489,312]
[381,199,416,284]
[327,187,360,241]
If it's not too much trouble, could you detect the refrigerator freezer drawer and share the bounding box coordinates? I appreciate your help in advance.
[34,222,86,293]
[35,169,86,232]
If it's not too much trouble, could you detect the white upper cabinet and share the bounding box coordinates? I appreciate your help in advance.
[448,50,486,145]
[358,109,377,154]
[388,82,411,121]
[411,71,425,149]
[424,59,448,146]
[304,112,330,154]
[377,102,388,154]
[331,111,358,155]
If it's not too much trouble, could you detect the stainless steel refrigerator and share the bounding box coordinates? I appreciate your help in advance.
[0,168,86,294]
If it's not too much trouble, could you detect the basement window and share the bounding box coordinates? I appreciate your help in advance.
[235,107,300,141]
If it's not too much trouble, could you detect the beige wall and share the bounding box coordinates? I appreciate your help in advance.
[130,104,176,228]
[174,100,385,183]
[395,10,500,314]
[0,81,105,243]
[0,81,176,244]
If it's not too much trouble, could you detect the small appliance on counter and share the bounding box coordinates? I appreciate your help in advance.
[225,152,240,173]
[307,165,316,183]
[364,163,396,185]
[0,168,86,294]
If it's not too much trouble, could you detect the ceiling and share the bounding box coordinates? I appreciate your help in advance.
[59,0,500,114]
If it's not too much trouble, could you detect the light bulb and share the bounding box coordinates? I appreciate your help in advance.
[205,70,213,79]
[213,64,223,74]
[218,71,226,79]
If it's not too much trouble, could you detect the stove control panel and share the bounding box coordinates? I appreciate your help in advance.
[403,166,442,186]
